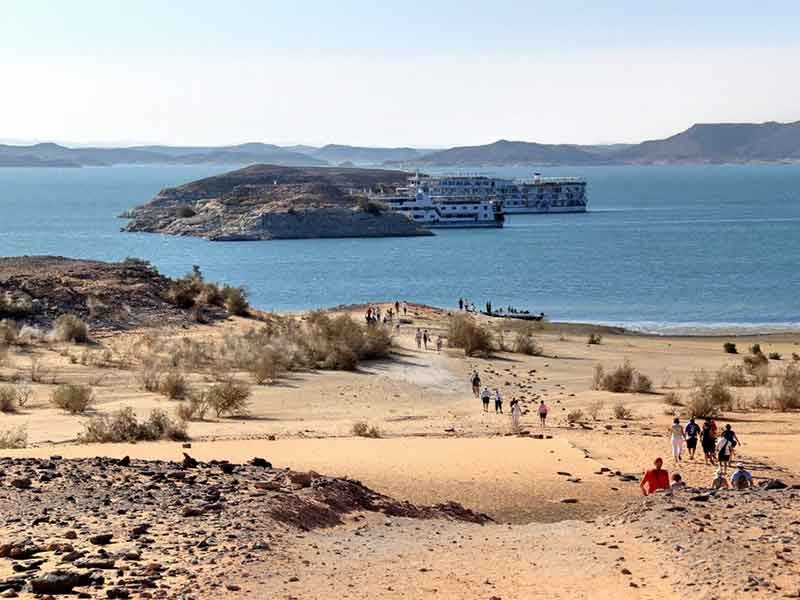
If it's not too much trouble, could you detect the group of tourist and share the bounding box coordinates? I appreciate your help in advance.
[668,416,742,473]
[415,328,443,352]
[365,301,408,326]
[470,370,549,432]
[640,456,754,496]
[457,297,477,312]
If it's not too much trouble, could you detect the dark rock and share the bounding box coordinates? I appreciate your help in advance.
[760,479,788,490]
[89,534,113,546]
[9,478,31,490]
[251,458,272,468]
[29,571,85,595]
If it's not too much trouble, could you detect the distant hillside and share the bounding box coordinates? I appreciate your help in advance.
[311,144,423,165]
[612,121,800,163]
[405,140,601,166]
[0,142,327,167]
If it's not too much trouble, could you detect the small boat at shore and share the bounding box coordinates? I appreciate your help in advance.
[481,310,545,321]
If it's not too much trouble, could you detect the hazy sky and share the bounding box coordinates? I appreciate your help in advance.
[2,1,799,147]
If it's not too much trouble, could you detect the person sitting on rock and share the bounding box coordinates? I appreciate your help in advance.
[640,457,670,496]
[711,467,730,490]
[670,473,686,492]
[730,463,753,490]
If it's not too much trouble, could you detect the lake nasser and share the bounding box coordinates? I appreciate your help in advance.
[1,163,799,333]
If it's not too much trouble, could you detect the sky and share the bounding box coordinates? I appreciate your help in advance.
[2,0,800,147]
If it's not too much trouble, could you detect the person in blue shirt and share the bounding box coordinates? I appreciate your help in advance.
[730,463,753,490]
[685,417,701,460]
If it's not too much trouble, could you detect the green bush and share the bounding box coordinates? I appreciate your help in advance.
[587,333,603,345]
[768,352,782,360]
[221,285,249,316]
[51,314,89,343]
[50,384,94,414]
[448,315,493,357]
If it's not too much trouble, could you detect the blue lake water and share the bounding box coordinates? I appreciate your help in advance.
[1,164,799,333]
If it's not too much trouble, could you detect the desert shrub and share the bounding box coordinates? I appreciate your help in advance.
[221,285,249,316]
[595,360,652,394]
[513,327,543,356]
[750,392,770,409]
[0,319,18,345]
[793,353,800,362]
[159,371,188,400]
[587,400,605,420]
[0,386,18,413]
[770,363,800,411]
[686,371,733,418]
[768,352,782,360]
[51,314,89,343]
[248,348,285,385]
[723,342,738,354]
[750,343,762,355]
[18,326,44,345]
[50,384,93,414]
[176,392,210,422]
[175,204,196,218]
[448,315,493,357]
[716,364,750,387]
[743,353,769,385]
[351,421,381,438]
[663,391,683,406]
[566,409,584,424]
[612,401,634,420]
[29,357,51,383]
[205,378,250,417]
[0,292,34,318]
[79,407,188,443]
[137,361,162,392]
[0,426,27,449]
[587,333,602,345]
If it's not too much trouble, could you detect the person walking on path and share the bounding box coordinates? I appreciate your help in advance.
[640,457,670,496]
[701,420,716,465]
[481,386,491,412]
[722,424,741,460]
[538,400,548,428]
[510,399,522,432]
[670,418,686,464]
[717,435,733,473]
[685,417,700,460]
[459,298,464,311]
[436,335,443,352]
[422,330,429,351]
[471,371,481,397]
[415,328,422,350]
[493,388,503,414]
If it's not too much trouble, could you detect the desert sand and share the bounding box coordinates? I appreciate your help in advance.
[1,302,799,599]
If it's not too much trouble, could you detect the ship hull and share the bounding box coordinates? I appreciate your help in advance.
[502,205,588,214]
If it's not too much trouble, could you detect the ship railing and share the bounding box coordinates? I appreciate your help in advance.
[513,177,586,184]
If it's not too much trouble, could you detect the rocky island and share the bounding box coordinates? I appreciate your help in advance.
[121,164,431,240]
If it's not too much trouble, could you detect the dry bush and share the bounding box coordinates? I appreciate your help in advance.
[247,348,285,385]
[768,352,782,360]
[0,319,18,345]
[50,384,93,414]
[685,371,733,418]
[159,371,188,400]
[594,360,653,394]
[352,421,381,438]
[587,333,602,345]
[18,326,44,345]
[29,358,52,384]
[79,407,188,443]
[0,292,34,318]
[513,327,543,356]
[0,426,27,449]
[612,401,634,420]
[792,352,800,362]
[566,409,585,423]
[587,400,605,420]
[163,266,249,316]
[0,385,18,413]
[723,342,737,354]
[716,364,750,387]
[205,378,250,417]
[770,363,800,411]
[663,391,683,406]
[221,285,249,316]
[51,314,89,343]
[137,360,162,392]
[175,392,209,422]
[743,353,769,385]
[448,315,493,357]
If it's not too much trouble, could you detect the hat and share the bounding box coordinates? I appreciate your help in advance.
[737,463,744,469]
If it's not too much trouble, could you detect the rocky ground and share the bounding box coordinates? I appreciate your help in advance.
[121,164,431,241]
[0,455,488,598]
[0,257,227,332]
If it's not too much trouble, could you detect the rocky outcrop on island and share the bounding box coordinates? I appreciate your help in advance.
[122,164,431,241]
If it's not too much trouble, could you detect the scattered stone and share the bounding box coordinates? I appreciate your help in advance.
[89,534,113,546]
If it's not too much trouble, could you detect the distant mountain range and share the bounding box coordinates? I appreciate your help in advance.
[3,121,800,168]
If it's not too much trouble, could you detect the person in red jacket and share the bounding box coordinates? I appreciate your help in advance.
[640,457,670,496]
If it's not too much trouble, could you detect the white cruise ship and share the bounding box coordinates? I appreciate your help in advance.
[369,183,504,228]
[382,172,588,215]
